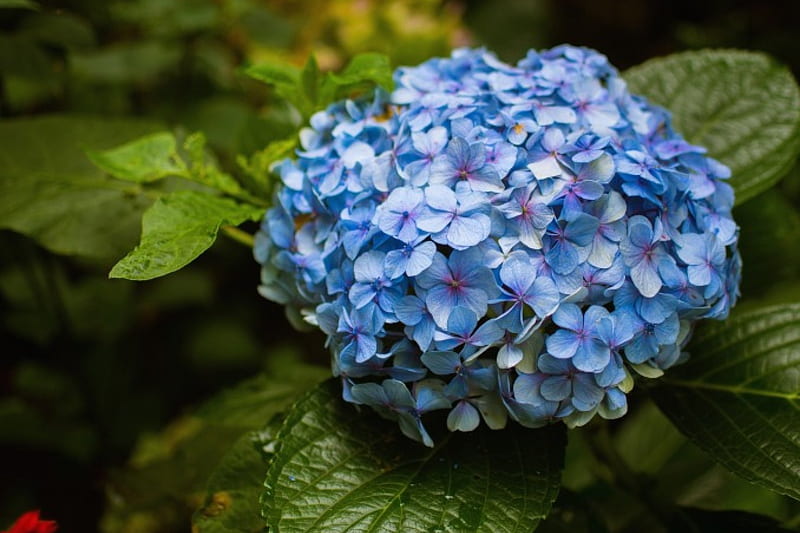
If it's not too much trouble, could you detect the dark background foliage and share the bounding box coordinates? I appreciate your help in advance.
[1,0,799,531]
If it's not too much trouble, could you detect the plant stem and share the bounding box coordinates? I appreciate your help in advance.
[221,225,255,247]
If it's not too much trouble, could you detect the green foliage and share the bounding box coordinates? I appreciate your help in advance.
[612,403,686,476]
[244,61,304,111]
[733,187,800,299]
[109,191,263,281]
[669,508,796,533]
[2,2,800,530]
[89,49,397,283]
[88,132,186,184]
[552,401,800,532]
[325,52,394,99]
[0,0,38,10]
[90,131,263,202]
[625,50,800,204]
[193,422,278,533]
[70,41,183,85]
[0,362,96,463]
[651,303,800,500]
[0,115,162,261]
[263,380,566,533]
[102,353,328,533]
[237,137,297,198]
[245,52,394,119]
[182,133,261,201]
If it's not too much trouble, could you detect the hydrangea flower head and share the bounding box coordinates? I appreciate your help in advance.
[255,46,741,446]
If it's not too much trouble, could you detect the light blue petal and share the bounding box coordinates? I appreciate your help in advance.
[420,350,461,375]
[630,259,662,298]
[540,376,571,401]
[529,277,560,317]
[426,285,458,329]
[572,338,611,373]
[447,213,490,248]
[564,214,600,247]
[546,329,581,359]
[552,303,583,331]
[406,241,436,276]
[546,239,579,275]
[537,353,571,374]
[447,400,480,432]
[383,379,415,409]
[350,382,388,406]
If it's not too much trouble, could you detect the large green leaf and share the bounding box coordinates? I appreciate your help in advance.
[0,114,162,260]
[109,190,264,280]
[625,50,800,204]
[263,380,566,533]
[651,303,800,500]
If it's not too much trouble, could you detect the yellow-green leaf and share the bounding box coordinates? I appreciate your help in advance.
[88,131,186,183]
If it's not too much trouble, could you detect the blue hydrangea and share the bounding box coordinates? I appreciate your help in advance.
[254,46,741,446]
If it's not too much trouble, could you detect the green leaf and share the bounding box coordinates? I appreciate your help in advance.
[103,354,327,532]
[244,61,300,88]
[734,188,800,298]
[109,190,263,280]
[244,61,305,113]
[196,356,329,428]
[0,114,162,260]
[87,132,186,183]
[624,50,800,204]
[671,507,796,533]
[301,54,319,109]
[193,425,276,533]
[613,402,686,475]
[182,132,259,201]
[651,303,800,500]
[246,53,393,119]
[89,131,263,203]
[263,380,566,532]
[192,359,328,532]
[0,0,39,9]
[327,52,394,93]
[237,136,297,197]
[19,11,96,50]
[70,40,182,84]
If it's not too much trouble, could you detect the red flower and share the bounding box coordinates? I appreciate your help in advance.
[2,511,57,533]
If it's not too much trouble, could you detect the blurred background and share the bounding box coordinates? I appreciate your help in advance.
[1,0,799,531]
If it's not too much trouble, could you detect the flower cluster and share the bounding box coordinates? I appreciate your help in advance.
[255,46,740,446]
